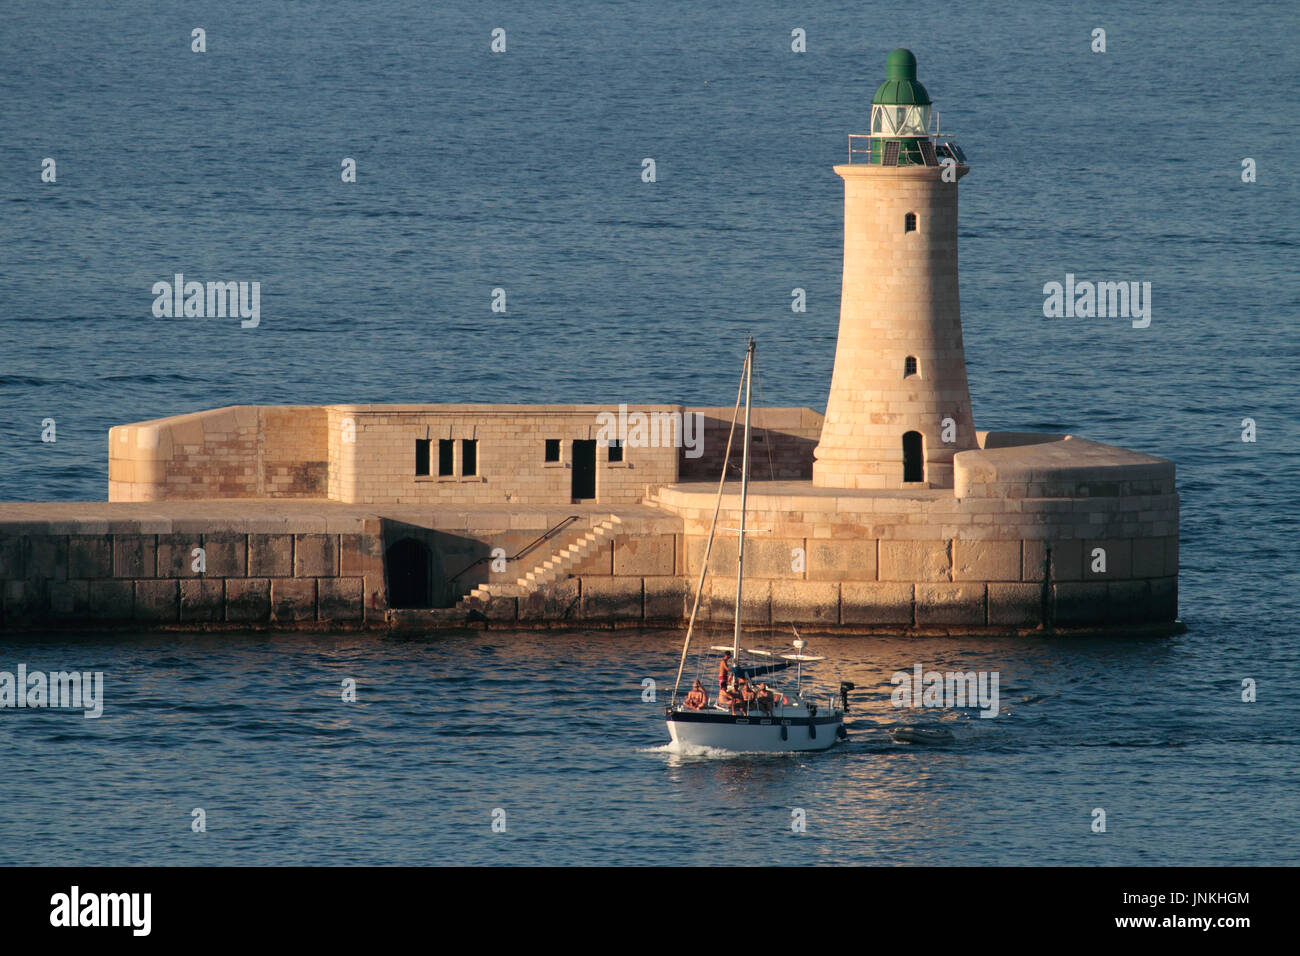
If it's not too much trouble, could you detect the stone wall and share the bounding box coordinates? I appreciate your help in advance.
[387,519,622,607]
[108,406,328,502]
[0,526,384,629]
[954,434,1175,500]
[326,405,680,505]
[452,527,690,625]
[0,510,678,630]
[40,420,1180,634]
[552,531,1176,630]
[678,407,823,482]
[651,430,1180,630]
[111,403,707,506]
[111,403,827,506]
[0,509,1178,633]
[447,515,1176,632]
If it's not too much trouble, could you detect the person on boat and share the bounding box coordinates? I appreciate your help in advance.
[736,676,757,711]
[754,682,776,718]
[717,682,746,717]
[683,680,708,710]
[717,652,733,692]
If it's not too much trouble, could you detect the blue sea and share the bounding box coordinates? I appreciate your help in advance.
[0,0,1297,865]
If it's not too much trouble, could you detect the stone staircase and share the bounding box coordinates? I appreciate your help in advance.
[455,514,623,609]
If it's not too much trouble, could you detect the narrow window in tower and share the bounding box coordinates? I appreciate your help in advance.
[438,439,454,476]
[905,212,917,232]
[903,431,924,483]
[544,438,560,462]
[608,439,624,463]
[462,439,478,477]
[415,439,431,476]
[904,356,918,378]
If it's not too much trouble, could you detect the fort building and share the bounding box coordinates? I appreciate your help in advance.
[0,51,1179,635]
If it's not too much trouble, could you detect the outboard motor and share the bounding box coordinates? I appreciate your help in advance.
[839,681,855,713]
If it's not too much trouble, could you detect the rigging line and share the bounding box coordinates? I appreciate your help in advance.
[672,347,748,703]
[751,349,778,481]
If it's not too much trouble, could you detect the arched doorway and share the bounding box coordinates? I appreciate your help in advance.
[386,538,432,608]
[902,431,924,483]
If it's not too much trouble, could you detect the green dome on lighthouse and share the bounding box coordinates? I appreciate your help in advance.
[862,47,941,166]
[872,48,931,106]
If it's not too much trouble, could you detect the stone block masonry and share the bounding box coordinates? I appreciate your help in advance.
[109,406,328,502]
[0,533,370,628]
[0,503,383,630]
[2,426,1181,638]
[3,420,1179,635]
[109,403,824,508]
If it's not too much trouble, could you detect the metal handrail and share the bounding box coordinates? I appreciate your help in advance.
[847,131,968,166]
[447,514,582,583]
[848,133,875,162]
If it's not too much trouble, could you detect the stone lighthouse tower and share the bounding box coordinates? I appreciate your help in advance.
[813,48,977,490]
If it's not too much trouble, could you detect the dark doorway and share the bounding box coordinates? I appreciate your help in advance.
[902,431,924,483]
[572,440,596,500]
[386,538,432,608]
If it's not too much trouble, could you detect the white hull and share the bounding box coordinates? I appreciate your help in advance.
[666,708,842,753]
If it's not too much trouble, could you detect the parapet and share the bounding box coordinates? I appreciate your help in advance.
[955,434,1176,499]
[108,406,328,501]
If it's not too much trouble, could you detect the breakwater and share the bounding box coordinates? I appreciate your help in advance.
[0,482,1179,636]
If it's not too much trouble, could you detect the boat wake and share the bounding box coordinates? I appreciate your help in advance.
[641,741,736,758]
[640,741,800,759]
[891,725,956,745]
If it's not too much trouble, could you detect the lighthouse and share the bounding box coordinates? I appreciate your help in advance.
[813,48,977,490]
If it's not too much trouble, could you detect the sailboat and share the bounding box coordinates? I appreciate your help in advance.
[664,339,848,753]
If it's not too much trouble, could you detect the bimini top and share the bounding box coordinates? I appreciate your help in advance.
[872,48,931,106]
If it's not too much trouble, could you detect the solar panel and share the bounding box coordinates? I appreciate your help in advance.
[881,141,900,166]
[917,141,938,166]
[951,143,968,163]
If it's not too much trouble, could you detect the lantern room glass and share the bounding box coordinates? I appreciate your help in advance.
[870,104,931,137]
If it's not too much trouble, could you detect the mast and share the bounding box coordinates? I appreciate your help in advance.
[732,338,755,661]
[671,355,747,703]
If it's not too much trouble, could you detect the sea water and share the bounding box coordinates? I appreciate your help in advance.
[0,0,1296,865]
